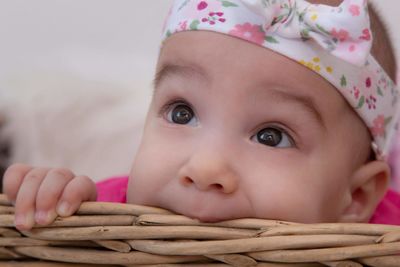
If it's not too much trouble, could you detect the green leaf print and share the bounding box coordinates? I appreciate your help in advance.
[220,1,238,7]
[300,28,310,39]
[298,11,306,23]
[265,36,279,44]
[377,86,383,97]
[261,0,278,7]
[356,96,365,109]
[166,30,172,38]
[272,14,285,25]
[178,0,191,11]
[385,117,392,126]
[316,24,330,35]
[190,20,200,30]
[340,75,347,87]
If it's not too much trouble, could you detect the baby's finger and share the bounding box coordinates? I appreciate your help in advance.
[2,163,33,202]
[35,168,75,225]
[14,167,49,230]
[56,175,97,217]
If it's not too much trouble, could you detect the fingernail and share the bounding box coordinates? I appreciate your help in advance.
[15,210,34,230]
[57,201,70,216]
[14,214,25,227]
[35,210,48,224]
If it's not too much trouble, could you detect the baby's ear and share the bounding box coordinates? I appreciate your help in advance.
[338,160,390,223]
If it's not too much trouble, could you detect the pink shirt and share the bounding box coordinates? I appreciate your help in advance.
[96,176,400,225]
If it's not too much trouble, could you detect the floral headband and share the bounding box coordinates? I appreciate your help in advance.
[163,0,399,159]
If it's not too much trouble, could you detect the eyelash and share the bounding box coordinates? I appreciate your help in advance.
[159,99,297,147]
[159,98,193,117]
[252,124,297,148]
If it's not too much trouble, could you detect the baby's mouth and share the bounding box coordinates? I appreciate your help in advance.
[157,192,252,223]
[168,204,230,223]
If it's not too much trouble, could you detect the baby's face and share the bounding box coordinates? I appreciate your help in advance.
[128,31,371,223]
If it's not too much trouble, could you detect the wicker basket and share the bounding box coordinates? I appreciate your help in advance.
[0,194,399,267]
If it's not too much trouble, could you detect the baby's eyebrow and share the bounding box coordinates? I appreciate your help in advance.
[268,88,326,130]
[153,62,208,91]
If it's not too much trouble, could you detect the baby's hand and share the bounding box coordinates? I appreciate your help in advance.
[2,163,97,230]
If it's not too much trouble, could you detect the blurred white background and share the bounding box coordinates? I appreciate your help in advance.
[0,0,399,181]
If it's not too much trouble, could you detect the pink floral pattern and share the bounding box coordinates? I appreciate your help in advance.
[359,28,371,41]
[331,28,350,42]
[371,115,386,138]
[164,0,399,158]
[349,4,361,16]
[229,23,265,45]
[197,1,208,10]
[178,20,188,31]
[201,11,226,25]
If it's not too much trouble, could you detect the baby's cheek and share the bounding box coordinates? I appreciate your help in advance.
[127,153,165,204]
[311,163,353,221]
[249,172,344,223]
[281,193,338,223]
[127,136,183,204]
[258,190,325,222]
[298,183,347,222]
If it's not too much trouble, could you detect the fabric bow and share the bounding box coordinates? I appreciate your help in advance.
[241,0,372,66]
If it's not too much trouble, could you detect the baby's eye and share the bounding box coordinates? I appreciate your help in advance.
[252,127,293,148]
[166,102,197,126]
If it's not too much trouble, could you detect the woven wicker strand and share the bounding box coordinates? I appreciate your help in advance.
[0,194,399,266]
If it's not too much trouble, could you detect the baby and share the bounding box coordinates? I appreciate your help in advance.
[3,0,400,230]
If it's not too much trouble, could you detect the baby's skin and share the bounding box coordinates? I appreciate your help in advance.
[3,31,390,231]
[3,165,97,230]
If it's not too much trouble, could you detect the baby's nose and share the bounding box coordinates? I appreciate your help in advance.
[180,175,236,193]
[178,154,238,194]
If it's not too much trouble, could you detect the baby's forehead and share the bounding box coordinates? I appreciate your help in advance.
[158,31,349,112]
